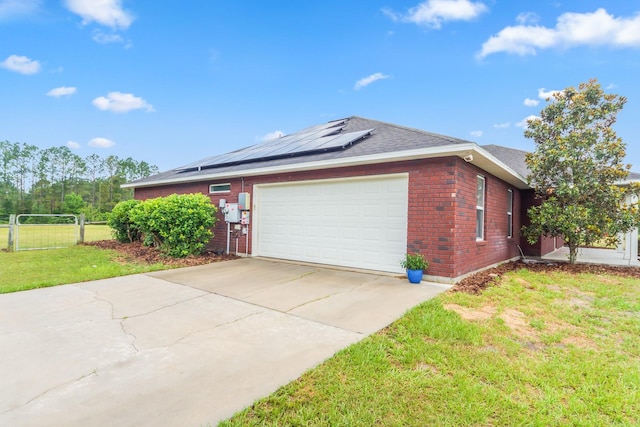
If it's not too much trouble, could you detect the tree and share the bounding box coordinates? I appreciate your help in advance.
[85,154,104,207]
[14,143,38,213]
[523,79,640,263]
[0,140,158,217]
[103,155,120,209]
[62,192,85,214]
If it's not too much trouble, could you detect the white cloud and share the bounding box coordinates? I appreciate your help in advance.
[1,55,40,74]
[537,87,562,100]
[478,8,640,58]
[354,72,390,90]
[92,91,154,113]
[493,122,510,129]
[65,0,134,29]
[92,30,123,44]
[385,0,488,29]
[67,140,81,149]
[516,115,540,128]
[470,130,483,138]
[478,26,557,57]
[88,137,115,148]
[262,130,284,141]
[516,12,539,25]
[524,98,539,107]
[0,0,40,20]
[47,86,77,97]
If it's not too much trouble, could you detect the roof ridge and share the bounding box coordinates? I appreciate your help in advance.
[350,115,474,144]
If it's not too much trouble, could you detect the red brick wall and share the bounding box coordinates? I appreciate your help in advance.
[451,160,521,277]
[403,157,522,278]
[134,157,523,278]
[405,157,457,277]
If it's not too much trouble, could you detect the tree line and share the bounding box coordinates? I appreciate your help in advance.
[0,140,159,222]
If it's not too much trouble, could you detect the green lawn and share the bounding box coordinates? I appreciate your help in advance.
[221,268,640,426]
[0,244,174,293]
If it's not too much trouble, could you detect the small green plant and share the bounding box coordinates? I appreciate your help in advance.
[400,252,429,271]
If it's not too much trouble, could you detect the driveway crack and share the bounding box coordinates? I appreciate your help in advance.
[151,310,265,350]
[117,293,210,320]
[2,370,97,415]
[120,320,139,353]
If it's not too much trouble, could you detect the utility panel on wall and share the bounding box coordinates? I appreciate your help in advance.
[224,203,240,223]
[238,192,251,210]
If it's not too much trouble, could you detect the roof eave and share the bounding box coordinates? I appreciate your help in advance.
[123,143,530,190]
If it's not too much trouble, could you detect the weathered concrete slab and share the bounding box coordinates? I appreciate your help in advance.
[1,258,448,426]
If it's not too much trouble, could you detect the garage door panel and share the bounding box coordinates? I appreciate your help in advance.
[256,175,408,273]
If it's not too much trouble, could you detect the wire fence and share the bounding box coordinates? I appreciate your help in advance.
[2,218,113,251]
[13,214,79,251]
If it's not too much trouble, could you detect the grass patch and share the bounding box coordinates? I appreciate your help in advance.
[221,268,640,426]
[0,245,171,293]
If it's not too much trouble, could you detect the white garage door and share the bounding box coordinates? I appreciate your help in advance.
[254,174,408,273]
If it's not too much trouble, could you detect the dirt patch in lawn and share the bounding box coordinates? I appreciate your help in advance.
[84,240,239,267]
[452,260,640,295]
[443,303,497,321]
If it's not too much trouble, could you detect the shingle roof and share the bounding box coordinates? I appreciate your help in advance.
[125,115,639,189]
[126,116,479,187]
[481,144,530,178]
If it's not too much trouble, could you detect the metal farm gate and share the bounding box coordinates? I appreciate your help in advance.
[12,214,80,251]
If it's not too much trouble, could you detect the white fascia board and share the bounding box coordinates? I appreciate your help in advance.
[467,146,530,189]
[123,143,530,189]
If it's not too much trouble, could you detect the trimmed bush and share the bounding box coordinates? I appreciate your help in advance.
[129,193,217,257]
[108,199,142,243]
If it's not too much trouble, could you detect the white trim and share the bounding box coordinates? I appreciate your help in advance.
[208,183,231,193]
[476,175,485,241]
[254,172,409,188]
[507,189,513,238]
[123,144,530,190]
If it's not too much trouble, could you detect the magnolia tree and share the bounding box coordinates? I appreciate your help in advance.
[523,79,640,264]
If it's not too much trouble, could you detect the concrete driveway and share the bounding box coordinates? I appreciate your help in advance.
[0,258,449,426]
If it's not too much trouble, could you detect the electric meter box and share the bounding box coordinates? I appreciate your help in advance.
[224,203,240,223]
[241,211,250,225]
[238,192,251,210]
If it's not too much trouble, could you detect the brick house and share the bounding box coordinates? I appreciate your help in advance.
[123,116,635,282]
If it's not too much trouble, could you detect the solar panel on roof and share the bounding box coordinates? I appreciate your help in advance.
[178,118,373,172]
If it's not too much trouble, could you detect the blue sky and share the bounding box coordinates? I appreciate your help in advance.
[1,0,639,172]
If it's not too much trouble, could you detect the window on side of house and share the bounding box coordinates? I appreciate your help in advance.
[507,189,513,238]
[476,175,485,241]
[209,183,231,193]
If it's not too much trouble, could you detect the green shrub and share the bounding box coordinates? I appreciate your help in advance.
[108,199,142,243]
[129,193,217,257]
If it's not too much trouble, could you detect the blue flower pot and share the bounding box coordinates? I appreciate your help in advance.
[406,269,423,284]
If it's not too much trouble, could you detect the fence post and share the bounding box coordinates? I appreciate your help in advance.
[79,213,85,243]
[8,214,15,251]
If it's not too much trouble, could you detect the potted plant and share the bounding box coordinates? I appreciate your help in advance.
[400,253,429,284]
